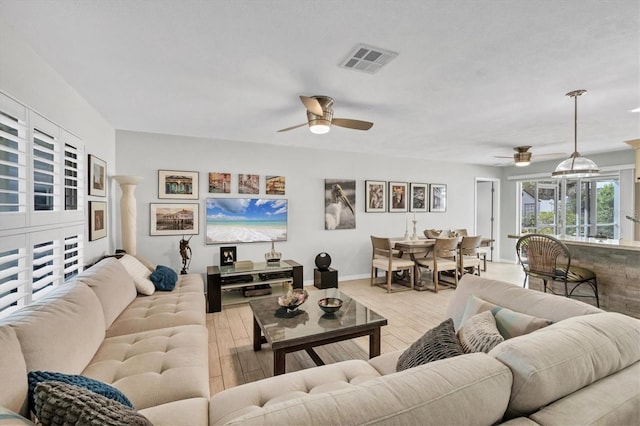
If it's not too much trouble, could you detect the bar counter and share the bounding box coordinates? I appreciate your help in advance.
[509,234,640,319]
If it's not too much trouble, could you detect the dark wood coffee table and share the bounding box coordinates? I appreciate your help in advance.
[250,290,387,375]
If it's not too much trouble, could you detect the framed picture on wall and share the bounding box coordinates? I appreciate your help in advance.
[89,201,107,241]
[409,183,428,212]
[429,184,447,212]
[158,170,199,199]
[238,174,259,194]
[208,172,231,193]
[324,179,356,230]
[365,180,386,212]
[150,203,199,236]
[266,175,285,195]
[88,155,106,197]
[388,182,408,212]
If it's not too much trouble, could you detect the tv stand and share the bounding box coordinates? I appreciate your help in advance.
[206,259,303,313]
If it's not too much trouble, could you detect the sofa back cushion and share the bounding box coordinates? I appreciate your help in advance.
[221,353,512,426]
[446,274,602,330]
[5,283,105,378]
[76,257,137,328]
[489,312,640,419]
[0,325,28,415]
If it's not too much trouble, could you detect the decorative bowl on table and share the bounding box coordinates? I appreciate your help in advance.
[318,297,343,314]
[277,289,308,311]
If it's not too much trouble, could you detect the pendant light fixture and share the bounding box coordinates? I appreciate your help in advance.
[552,90,599,178]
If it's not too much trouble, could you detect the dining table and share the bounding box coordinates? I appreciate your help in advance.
[393,237,493,291]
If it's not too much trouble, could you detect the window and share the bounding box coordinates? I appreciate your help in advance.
[0,92,84,318]
[519,174,620,239]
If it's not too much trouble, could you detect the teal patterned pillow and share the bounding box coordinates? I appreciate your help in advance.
[28,371,133,412]
[149,265,178,291]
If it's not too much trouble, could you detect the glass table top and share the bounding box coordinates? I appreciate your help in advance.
[249,289,387,347]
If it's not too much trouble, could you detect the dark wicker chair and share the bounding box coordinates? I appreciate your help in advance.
[516,234,599,307]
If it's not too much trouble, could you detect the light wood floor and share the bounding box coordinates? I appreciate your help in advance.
[206,262,525,395]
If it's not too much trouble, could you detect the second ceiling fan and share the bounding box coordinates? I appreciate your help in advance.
[277,95,374,134]
[495,146,565,167]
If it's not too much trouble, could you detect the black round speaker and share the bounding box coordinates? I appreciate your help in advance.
[315,252,331,270]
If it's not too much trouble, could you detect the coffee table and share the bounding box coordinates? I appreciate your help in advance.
[250,290,388,375]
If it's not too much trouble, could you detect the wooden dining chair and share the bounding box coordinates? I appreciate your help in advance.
[370,236,414,293]
[415,237,459,292]
[459,235,482,277]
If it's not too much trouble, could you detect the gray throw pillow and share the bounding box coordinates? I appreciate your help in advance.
[33,381,152,426]
[457,310,504,353]
[396,318,464,371]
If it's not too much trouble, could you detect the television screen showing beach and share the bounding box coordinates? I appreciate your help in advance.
[206,198,287,244]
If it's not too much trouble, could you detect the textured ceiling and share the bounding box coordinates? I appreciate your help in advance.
[1,0,638,166]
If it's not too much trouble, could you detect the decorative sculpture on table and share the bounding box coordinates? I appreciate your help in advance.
[179,235,192,275]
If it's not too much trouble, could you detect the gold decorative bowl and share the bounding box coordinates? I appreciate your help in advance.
[318,297,343,314]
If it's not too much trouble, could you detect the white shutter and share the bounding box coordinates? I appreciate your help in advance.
[0,234,28,318]
[63,233,83,281]
[31,238,60,299]
[0,93,27,229]
[32,128,57,212]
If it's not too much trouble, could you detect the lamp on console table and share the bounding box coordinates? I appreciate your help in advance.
[113,175,144,255]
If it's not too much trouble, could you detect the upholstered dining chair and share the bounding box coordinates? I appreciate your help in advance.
[458,235,482,277]
[415,237,459,293]
[370,236,414,293]
[516,234,599,307]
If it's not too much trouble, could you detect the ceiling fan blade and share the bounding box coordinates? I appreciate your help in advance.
[332,118,374,131]
[299,96,324,116]
[277,123,307,132]
[493,155,513,159]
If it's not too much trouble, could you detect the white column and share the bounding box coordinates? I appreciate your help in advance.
[113,175,144,255]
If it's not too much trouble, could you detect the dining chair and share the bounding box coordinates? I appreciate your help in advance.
[515,234,599,307]
[415,237,459,292]
[370,236,414,293]
[452,228,468,237]
[458,235,482,277]
[478,244,490,271]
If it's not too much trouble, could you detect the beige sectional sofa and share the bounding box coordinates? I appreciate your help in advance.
[0,256,209,425]
[209,274,640,425]
[2,257,639,425]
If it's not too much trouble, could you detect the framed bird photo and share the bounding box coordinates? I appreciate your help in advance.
[324,179,356,230]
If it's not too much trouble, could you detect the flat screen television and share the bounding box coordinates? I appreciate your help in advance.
[206,198,287,244]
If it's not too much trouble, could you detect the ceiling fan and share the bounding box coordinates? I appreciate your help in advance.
[494,146,565,167]
[277,95,374,134]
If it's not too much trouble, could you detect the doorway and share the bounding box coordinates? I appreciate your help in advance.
[475,178,500,262]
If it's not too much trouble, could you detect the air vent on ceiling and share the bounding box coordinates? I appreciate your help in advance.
[340,44,398,74]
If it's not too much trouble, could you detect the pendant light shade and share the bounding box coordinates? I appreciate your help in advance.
[552,90,599,178]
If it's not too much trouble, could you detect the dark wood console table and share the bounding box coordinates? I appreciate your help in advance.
[206,259,303,313]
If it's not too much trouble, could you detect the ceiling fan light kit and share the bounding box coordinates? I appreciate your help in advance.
[552,90,600,178]
[278,95,373,134]
[513,146,532,166]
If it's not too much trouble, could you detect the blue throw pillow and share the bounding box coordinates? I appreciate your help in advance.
[27,371,134,412]
[149,265,178,291]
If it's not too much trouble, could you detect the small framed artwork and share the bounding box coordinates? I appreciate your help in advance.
[365,180,386,212]
[208,172,231,193]
[388,182,408,212]
[220,246,237,266]
[266,175,285,195]
[158,170,199,199]
[89,201,107,241]
[88,155,106,197]
[150,203,199,236]
[238,174,259,194]
[410,183,429,212]
[429,184,447,212]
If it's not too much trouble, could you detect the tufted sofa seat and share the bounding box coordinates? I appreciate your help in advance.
[0,256,209,425]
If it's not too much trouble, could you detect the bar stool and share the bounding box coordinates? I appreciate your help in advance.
[516,234,599,307]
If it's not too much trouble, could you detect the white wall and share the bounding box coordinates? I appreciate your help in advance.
[116,130,502,283]
[499,149,635,262]
[0,17,116,262]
